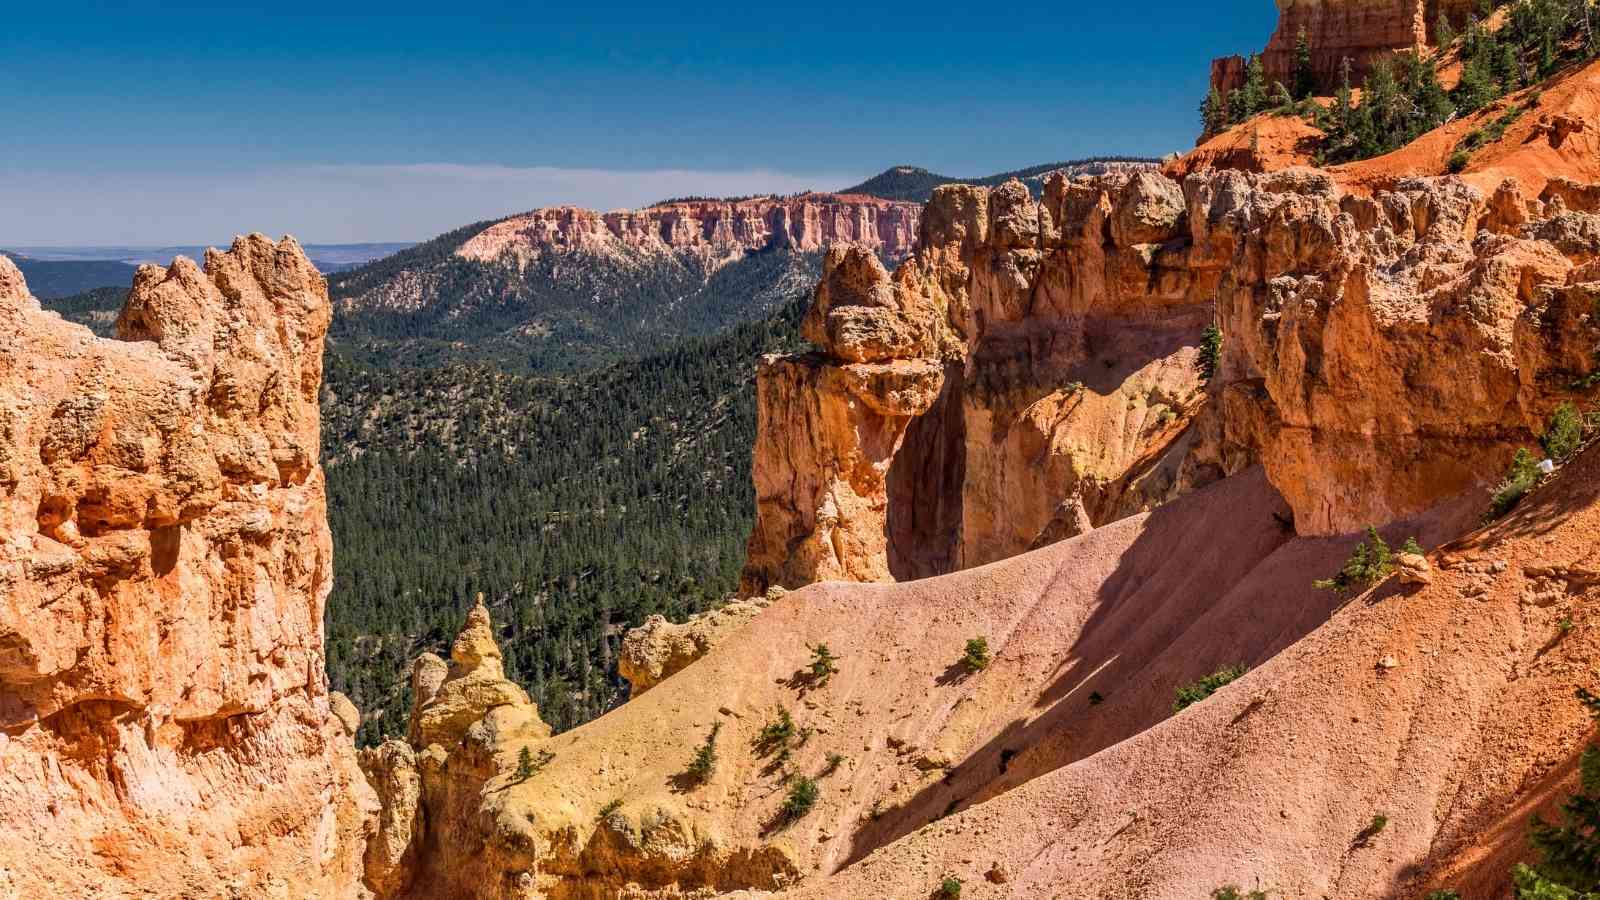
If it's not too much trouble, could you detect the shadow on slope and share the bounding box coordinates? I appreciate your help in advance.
[845,466,1477,868]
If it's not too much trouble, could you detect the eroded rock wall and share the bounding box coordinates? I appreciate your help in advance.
[456,194,922,265]
[745,168,1600,589]
[1211,0,1475,98]
[0,238,375,897]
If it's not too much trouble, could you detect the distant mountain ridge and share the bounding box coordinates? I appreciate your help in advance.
[325,193,919,371]
[843,158,1162,202]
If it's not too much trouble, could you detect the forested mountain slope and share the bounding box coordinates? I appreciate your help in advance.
[842,158,1160,201]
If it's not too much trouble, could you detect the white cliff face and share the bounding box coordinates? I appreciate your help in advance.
[454,194,923,265]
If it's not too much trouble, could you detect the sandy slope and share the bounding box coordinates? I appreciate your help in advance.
[733,441,1600,899]
[499,463,1486,894]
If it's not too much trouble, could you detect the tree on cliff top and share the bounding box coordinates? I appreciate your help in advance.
[1292,26,1316,99]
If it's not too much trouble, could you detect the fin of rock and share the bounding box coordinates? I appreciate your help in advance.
[0,238,375,897]
[744,168,1600,592]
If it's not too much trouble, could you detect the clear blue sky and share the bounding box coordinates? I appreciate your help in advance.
[1,1,1274,244]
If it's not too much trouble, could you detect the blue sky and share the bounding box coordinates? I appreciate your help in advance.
[1,1,1275,244]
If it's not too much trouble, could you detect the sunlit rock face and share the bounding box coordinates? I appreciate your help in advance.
[0,237,376,898]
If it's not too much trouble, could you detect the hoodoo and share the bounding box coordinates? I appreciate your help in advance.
[0,238,374,897]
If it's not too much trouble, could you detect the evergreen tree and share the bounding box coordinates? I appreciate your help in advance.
[1241,54,1269,118]
[1436,9,1457,48]
[1201,87,1227,137]
[1513,687,1600,896]
[1292,26,1317,99]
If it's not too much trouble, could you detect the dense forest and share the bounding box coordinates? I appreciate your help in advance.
[39,263,815,744]
[320,300,808,743]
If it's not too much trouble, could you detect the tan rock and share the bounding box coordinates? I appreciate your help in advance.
[1396,553,1433,585]
[618,597,768,695]
[411,597,549,749]
[0,239,374,897]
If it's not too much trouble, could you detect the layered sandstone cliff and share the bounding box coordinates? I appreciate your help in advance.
[0,238,375,897]
[456,193,921,266]
[743,167,1600,591]
[1211,0,1474,98]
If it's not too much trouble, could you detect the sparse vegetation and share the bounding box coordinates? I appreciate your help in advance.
[1543,402,1585,462]
[823,753,846,776]
[1488,448,1544,520]
[1558,616,1576,635]
[514,746,554,781]
[597,797,624,823]
[1212,886,1268,900]
[779,776,819,823]
[1174,665,1248,712]
[1512,687,1600,895]
[962,637,992,673]
[1447,149,1472,173]
[1314,526,1407,592]
[1425,891,1462,900]
[938,876,964,898]
[808,643,840,685]
[756,707,797,754]
[1089,691,1104,705]
[686,722,721,783]
[1198,324,1223,383]
[1366,813,1389,837]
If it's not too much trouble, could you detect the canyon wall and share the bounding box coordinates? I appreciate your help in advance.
[743,167,1600,591]
[1210,0,1475,97]
[0,237,375,897]
[456,194,922,266]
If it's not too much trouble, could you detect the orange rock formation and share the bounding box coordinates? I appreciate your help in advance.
[1211,0,1473,97]
[0,238,375,897]
[744,162,1600,591]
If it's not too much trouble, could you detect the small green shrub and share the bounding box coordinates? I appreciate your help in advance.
[1088,691,1104,705]
[962,637,991,673]
[755,707,796,753]
[1559,616,1576,635]
[808,643,840,685]
[938,876,963,898]
[1425,891,1461,900]
[597,797,623,823]
[1198,325,1224,383]
[1401,536,1425,556]
[1212,886,1268,900]
[1314,526,1403,592]
[1488,448,1542,520]
[1447,149,1472,173]
[1514,687,1600,894]
[1542,403,1584,462]
[515,746,555,781]
[1367,813,1389,835]
[822,752,846,776]
[1174,665,1248,712]
[779,776,819,823]
[686,722,721,782]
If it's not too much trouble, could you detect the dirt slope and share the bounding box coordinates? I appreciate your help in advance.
[405,462,1488,896]
[740,441,1600,899]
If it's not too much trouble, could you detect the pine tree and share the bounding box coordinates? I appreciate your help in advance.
[1242,54,1269,118]
[1512,687,1600,895]
[1436,10,1457,48]
[1201,87,1227,137]
[1292,26,1317,99]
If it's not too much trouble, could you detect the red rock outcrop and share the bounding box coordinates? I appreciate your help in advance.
[456,193,921,265]
[0,238,375,896]
[1211,0,1475,98]
[744,167,1600,590]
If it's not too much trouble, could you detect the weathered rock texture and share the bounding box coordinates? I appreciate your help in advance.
[618,593,774,695]
[743,168,1600,590]
[0,238,375,897]
[1211,0,1475,98]
[456,194,921,266]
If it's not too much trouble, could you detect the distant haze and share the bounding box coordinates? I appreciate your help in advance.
[0,165,863,247]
